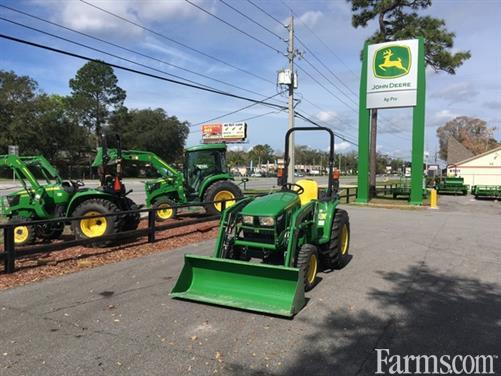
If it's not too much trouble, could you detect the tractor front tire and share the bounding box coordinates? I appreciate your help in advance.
[296,244,319,291]
[71,199,120,246]
[9,216,36,246]
[203,181,242,216]
[328,208,350,269]
[153,197,177,222]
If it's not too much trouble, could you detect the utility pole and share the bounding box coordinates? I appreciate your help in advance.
[287,16,295,183]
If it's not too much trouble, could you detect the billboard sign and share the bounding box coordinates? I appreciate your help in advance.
[201,124,223,142]
[366,39,419,109]
[201,122,247,143]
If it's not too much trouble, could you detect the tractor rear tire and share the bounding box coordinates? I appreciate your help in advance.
[296,244,319,291]
[328,208,350,269]
[153,197,177,222]
[71,199,120,246]
[122,197,140,231]
[203,181,242,216]
[9,216,36,246]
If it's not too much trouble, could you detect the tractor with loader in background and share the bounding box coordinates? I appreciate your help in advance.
[92,143,243,220]
[0,137,139,246]
[170,127,351,317]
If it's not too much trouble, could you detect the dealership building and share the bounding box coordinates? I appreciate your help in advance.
[447,145,501,186]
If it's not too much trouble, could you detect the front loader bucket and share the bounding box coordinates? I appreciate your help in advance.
[170,254,305,317]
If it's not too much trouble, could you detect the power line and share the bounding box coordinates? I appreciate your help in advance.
[295,35,358,99]
[0,4,281,100]
[245,0,285,28]
[295,64,357,112]
[301,55,357,106]
[0,17,218,91]
[295,109,358,145]
[190,109,286,134]
[190,91,285,127]
[184,0,283,54]
[294,112,358,146]
[0,33,288,110]
[237,109,285,122]
[79,0,273,84]
[218,0,285,41]
[280,0,359,80]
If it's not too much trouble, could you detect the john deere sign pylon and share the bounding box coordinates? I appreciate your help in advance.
[357,38,426,205]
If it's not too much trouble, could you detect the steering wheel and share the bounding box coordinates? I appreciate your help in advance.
[281,183,304,195]
[70,180,84,190]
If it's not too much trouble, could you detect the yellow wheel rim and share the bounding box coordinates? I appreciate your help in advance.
[214,190,236,211]
[14,225,29,244]
[306,254,318,285]
[156,204,173,220]
[340,224,349,255]
[80,211,107,238]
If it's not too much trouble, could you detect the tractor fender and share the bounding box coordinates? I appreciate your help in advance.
[199,173,235,198]
[65,190,118,216]
[316,200,340,246]
[284,201,317,267]
[148,188,183,207]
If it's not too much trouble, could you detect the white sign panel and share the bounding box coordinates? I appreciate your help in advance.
[222,122,246,140]
[367,39,419,109]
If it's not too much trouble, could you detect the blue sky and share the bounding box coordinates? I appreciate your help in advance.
[0,0,500,161]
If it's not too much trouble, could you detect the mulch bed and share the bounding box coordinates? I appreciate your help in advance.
[0,216,219,291]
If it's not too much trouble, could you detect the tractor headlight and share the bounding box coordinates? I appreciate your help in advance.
[242,215,254,225]
[34,193,41,201]
[259,216,275,226]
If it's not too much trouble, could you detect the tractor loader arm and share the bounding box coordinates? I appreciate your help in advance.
[0,155,43,191]
[92,148,182,178]
[20,156,62,184]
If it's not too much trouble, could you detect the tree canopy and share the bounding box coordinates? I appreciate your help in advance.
[0,65,189,178]
[109,108,189,163]
[436,116,498,161]
[69,61,126,139]
[349,0,471,73]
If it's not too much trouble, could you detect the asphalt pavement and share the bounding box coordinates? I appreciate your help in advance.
[0,199,500,375]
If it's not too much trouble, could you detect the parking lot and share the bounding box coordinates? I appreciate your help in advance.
[0,195,499,375]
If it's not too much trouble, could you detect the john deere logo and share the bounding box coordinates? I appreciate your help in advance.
[373,45,411,79]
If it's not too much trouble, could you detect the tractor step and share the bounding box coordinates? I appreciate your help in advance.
[170,254,305,317]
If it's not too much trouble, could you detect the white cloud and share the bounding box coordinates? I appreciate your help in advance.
[42,0,205,39]
[297,11,324,28]
[430,82,478,103]
[483,100,501,110]
[137,0,202,21]
[335,141,352,153]
[428,109,459,127]
[316,110,337,122]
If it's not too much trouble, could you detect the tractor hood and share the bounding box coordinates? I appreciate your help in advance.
[240,192,300,217]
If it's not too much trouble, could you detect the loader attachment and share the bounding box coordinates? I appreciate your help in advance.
[170,254,305,317]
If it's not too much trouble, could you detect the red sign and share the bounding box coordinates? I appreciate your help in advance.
[201,124,223,141]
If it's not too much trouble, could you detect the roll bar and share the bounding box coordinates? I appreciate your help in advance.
[282,126,336,197]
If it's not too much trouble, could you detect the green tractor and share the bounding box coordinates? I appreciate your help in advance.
[170,127,351,317]
[92,143,243,220]
[0,146,139,246]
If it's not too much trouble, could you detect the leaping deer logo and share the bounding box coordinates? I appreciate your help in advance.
[379,49,409,73]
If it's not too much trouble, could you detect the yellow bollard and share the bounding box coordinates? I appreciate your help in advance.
[430,188,438,209]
